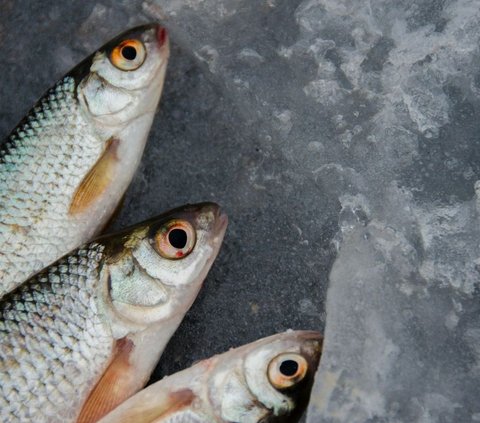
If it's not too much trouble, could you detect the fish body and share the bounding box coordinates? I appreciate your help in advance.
[0,203,227,423]
[99,331,322,423]
[0,24,169,296]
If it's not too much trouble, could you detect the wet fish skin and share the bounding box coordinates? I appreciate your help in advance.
[0,24,169,296]
[99,330,322,423]
[0,203,227,423]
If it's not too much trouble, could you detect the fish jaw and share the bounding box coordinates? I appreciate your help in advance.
[97,331,322,423]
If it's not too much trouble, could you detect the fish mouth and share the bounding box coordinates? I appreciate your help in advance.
[214,208,229,241]
[192,202,228,280]
[200,202,228,259]
[156,26,168,47]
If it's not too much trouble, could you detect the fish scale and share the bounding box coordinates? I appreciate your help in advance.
[0,24,179,421]
[0,76,104,295]
[0,202,227,422]
[0,242,113,422]
[0,24,170,296]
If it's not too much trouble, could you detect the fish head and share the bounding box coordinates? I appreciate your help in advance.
[77,203,226,423]
[94,331,321,423]
[76,23,169,127]
[99,202,227,336]
[211,331,322,422]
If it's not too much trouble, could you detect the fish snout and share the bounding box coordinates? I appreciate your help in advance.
[156,26,168,48]
[297,331,323,371]
[205,203,228,247]
[215,207,229,237]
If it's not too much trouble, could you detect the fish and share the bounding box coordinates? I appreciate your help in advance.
[0,24,169,296]
[98,330,322,423]
[0,202,227,423]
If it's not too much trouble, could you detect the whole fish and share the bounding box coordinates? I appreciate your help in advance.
[0,202,227,423]
[0,24,169,296]
[99,330,322,423]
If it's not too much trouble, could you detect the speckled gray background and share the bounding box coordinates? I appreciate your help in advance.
[0,0,331,386]
[3,1,480,422]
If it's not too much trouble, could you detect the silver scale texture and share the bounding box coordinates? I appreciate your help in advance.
[0,242,112,423]
[0,77,103,296]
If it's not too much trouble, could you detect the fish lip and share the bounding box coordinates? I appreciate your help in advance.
[207,205,228,253]
[215,208,229,235]
[200,202,228,271]
[156,26,168,47]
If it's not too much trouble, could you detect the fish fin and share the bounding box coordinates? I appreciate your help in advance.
[69,137,120,215]
[101,389,196,423]
[150,409,208,423]
[77,338,136,423]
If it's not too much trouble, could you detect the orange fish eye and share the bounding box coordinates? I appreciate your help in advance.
[267,353,308,390]
[110,39,146,71]
[154,220,196,260]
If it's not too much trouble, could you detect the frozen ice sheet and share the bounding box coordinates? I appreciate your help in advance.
[142,0,480,421]
[1,0,480,422]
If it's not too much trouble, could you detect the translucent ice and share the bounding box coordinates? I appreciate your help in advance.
[1,0,480,422]
[141,0,480,421]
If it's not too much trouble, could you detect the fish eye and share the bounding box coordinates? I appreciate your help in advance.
[110,39,146,71]
[280,359,299,376]
[267,353,308,390]
[153,220,196,260]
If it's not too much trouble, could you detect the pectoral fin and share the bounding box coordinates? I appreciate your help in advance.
[77,338,135,423]
[69,137,120,215]
[101,389,196,423]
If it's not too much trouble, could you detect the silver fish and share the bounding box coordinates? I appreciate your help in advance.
[0,202,227,423]
[0,24,169,296]
[99,330,322,423]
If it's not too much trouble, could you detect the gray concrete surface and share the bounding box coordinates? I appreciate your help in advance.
[0,0,331,394]
[2,1,480,422]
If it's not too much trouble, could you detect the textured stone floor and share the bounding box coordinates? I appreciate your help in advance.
[2,1,480,422]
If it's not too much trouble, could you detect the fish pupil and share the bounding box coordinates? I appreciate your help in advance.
[280,360,299,377]
[169,229,187,249]
[122,46,137,61]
